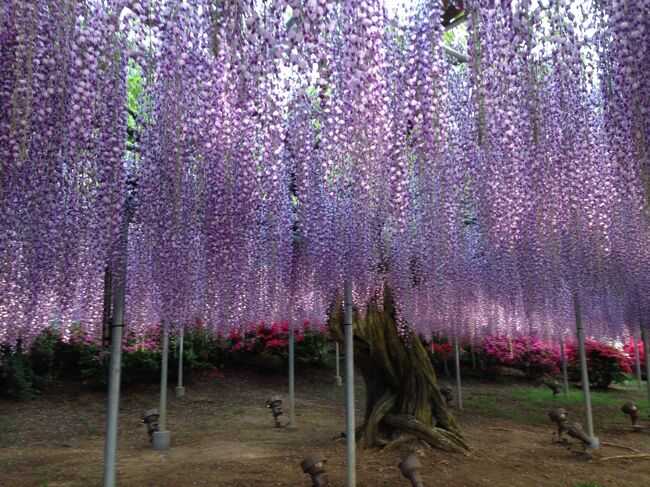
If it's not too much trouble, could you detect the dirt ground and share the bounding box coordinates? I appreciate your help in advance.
[1,367,649,487]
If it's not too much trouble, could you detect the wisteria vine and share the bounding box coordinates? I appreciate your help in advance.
[1,0,649,349]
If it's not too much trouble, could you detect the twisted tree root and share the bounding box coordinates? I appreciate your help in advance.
[382,413,471,455]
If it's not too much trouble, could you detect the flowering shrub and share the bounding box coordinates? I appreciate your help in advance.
[0,321,332,399]
[0,343,38,399]
[568,340,632,388]
[623,341,646,370]
[509,336,561,380]
[425,341,453,375]
[121,327,160,354]
[427,343,452,357]
[477,336,560,380]
[479,335,512,373]
[226,321,331,365]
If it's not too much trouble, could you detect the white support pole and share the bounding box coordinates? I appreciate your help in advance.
[288,320,296,429]
[634,337,642,390]
[574,294,597,446]
[102,203,131,487]
[454,334,463,410]
[560,336,569,399]
[344,279,356,487]
[153,322,171,451]
[175,328,185,398]
[641,324,650,409]
[335,341,342,386]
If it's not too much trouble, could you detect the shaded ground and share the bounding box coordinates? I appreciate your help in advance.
[1,366,649,486]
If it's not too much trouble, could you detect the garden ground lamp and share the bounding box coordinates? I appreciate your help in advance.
[267,395,284,428]
[440,385,453,407]
[546,380,561,397]
[567,422,599,458]
[621,402,642,431]
[399,456,424,487]
[142,409,159,443]
[300,453,329,486]
[548,407,569,443]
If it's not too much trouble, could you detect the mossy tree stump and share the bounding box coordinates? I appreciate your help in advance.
[329,289,470,455]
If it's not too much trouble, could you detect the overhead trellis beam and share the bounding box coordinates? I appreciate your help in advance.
[445,13,467,31]
[444,45,468,63]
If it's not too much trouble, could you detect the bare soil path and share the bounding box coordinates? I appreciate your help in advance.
[1,368,649,486]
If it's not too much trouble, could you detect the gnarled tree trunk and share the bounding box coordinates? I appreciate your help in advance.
[329,289,470,455]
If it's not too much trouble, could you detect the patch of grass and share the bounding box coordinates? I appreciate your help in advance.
[464,395,499,410]
[462,382,649,427]
[0,418,18,446]
[221,406,245,416]
[464,394,540,423]
[37,472,50,487]
[572,483,605,487]
[0,417,18,434]
[507,385,646,408]
[86,420,98,435]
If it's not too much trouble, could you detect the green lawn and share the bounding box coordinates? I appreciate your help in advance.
[461,379,649,428]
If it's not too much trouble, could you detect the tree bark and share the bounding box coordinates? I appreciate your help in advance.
[329,289,469,455]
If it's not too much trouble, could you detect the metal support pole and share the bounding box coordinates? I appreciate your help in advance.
[102,205,130,487]
[153,322,171,451]
[574,294,597,446]
[641,324,650,409]
[344,279,356,487]
[454,335,463,410]
[175,328,185,397]
[560,336,569,399]
[288,320,296,429]
[335,341,342,386]
[634,338,642,389]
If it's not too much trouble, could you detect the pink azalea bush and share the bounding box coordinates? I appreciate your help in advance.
[427,343,453,357]
[425,341,453,374]
[623,341,646,369]
[478,335,560,380]
[567,340,632,388]
[226,320,330,364]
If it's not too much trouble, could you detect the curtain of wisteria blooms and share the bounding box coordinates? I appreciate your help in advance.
[459,0,650,343]
[1,0,649,347]
[1,1,128,345]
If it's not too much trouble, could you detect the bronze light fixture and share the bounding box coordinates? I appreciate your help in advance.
[142,409,159,443]
[621,402,642,431]
[548,407,569,443]
[399,456,424,487]
[440,385,453,407]
[567,422,598,459]
[300,453,329,486]
[546,380,561,397]
[267,395,284,428]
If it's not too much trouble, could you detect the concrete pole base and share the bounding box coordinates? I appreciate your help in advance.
[175,386,185,398]
[152,430,171,451]
[335,376,342,387]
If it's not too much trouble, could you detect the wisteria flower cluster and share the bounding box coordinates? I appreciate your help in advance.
[1,0,649,350]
